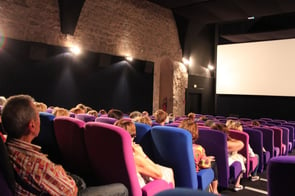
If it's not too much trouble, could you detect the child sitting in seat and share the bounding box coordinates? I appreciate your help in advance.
[179,119,220,195]
[114,119,175,188]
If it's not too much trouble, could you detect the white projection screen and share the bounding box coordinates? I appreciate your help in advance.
[216,38,295,97]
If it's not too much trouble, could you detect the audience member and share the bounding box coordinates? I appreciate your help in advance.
[108,109,124,120]
[98,109,107,116]
[168,113,175,123]
[114,119,175,188]
[87,110,98,118]
[142,111,149,117]
[129,111,142,120]
[53,107,70,117]
[187,112,196,121]
[179,119,219,195]
[134,116,152,126]
[76,103,87,113]
[251,120,261,126]
[226,120,260,181]
[2,94,128,196]
[34,101,47,113]
[210,123,245,191]
[0,96,6,106]
[154,109,168,126]
[70,107,84,115]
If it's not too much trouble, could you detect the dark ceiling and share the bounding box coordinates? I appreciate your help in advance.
[148,0,295,43]
[58,0,295,43]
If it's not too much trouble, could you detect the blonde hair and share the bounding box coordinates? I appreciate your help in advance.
[114,119,136,138]
[134,116,152,126]
[53,107,69,117]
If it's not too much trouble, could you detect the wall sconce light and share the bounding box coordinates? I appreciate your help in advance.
[126,56,133,62]
[208,64,215,71]
[69,45,81,55]
[182,57,191,66]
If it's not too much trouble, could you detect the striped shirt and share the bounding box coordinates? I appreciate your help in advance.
[6,138,77,196]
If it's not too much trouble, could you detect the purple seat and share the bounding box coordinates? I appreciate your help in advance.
[268,127,284,155]
[254,127,279,159]
[197,129,242,188]
[84,122,172,196]
[243,127,268,172]
[229,130,258,178]
[95,116,117,124]
[277,126,290,155]
[75,113,96,122]
[53,117,94,183]
[283,123,295,148]
[267,156,295,196]
[150,126,214,190]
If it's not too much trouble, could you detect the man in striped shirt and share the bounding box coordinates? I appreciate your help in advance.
[2,95,128,196]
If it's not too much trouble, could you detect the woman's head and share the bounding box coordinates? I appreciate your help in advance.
[154,109,168,124]
[114,118,136,138]
[179,119,198,142]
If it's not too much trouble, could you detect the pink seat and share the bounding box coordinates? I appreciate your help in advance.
[229,130,258,178]
[53,117,94,183]
[84,122,172,196]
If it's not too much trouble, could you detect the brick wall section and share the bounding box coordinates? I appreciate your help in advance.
[0,0,187,115]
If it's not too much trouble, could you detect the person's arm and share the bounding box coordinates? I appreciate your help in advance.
[133,144,163,179]
[39,162,78,196]
[227,139,244,153]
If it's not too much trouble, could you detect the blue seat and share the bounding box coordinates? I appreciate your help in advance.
[150,126,214,190]
[134,122,151,144]
[32,112,61,164]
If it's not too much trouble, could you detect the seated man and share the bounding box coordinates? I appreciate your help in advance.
[2,94,128,196]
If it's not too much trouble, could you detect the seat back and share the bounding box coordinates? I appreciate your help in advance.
[32,112,61,164]
[53,117,93,183]
[197,129,231,188]
[134,122,151,144]
[150,126,198,189]
[228,130,250,178]
[75,113,96,122]
[268,127,283,155]
[84,122,141,196]
[281,124,294,152]
[95,116,117,124]
[254,127,276,158]
[278,126,289,155]
[243,127,265,172]
[268,156,295,196]
[0,137,15,196]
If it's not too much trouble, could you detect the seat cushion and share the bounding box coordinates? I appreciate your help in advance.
[197,168,214,190]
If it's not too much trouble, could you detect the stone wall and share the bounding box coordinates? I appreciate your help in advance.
[0,0,187,115]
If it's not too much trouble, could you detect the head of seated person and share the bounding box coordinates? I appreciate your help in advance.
[129,111,142,120]
[154,109,168,125]
[53,107,70,117]
[108,109,124,120]
[133,116,152,126]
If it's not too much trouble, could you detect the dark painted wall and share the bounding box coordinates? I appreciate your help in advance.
[186,75,215,115]
[216,95,295,120]
[0,38,154,113]
[182,20,295,120]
